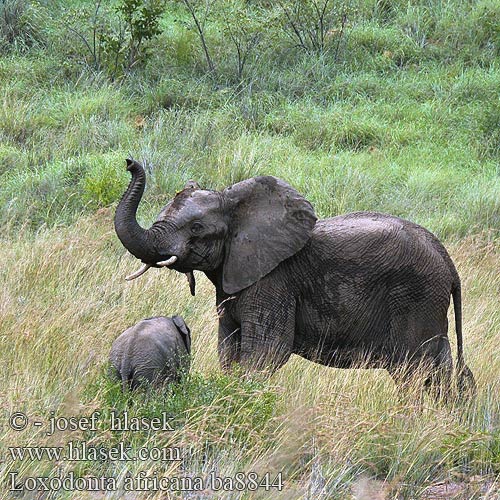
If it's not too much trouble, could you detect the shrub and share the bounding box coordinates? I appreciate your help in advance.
[172,0,271,82]
[62,0,165,79]
[0,0,45,52]
[276,0,353,56]
[81,157,127,209]
[219,0,268,82]
[172,0,217,74]
[348,22,423,68]
[479,101,500,159]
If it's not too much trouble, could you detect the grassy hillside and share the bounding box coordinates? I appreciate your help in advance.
[1,0,499,498]
[1,0,499,237]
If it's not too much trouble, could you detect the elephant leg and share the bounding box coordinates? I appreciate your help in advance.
[385,313,426,402]
[238,294,296,374]
[217,316,241,372]
[385,306,452,400]
[387,361,426,406]
[388,335,453,404]
[422,335,453,403]
[240,320,293,374]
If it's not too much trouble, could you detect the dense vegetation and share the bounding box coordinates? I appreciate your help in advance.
[1,0,499,498]
[1,0,499,237]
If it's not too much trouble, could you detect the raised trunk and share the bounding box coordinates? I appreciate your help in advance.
[114,159,159,263]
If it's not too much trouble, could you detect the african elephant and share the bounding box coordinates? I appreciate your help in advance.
[109,316,191,390]
[114,159,475,397]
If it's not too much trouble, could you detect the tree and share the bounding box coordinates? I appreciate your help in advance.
[277,0,350,56]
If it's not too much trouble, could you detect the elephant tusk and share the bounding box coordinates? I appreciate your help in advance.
[157,256,177,267]
[124,256,176,280]
[125,263,151,281]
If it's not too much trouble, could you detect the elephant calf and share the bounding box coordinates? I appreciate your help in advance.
[109,316,191,390]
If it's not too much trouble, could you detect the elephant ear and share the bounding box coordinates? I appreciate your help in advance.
[172,316,191,353]
[222,176,317,294]
[184,180,200,190]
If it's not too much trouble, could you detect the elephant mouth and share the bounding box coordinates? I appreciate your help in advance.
[125,256,178,281]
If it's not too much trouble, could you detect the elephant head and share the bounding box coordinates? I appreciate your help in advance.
[114,159,317,294]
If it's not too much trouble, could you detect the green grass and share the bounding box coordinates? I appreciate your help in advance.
[1,60,498,236]
[1,0,499,497]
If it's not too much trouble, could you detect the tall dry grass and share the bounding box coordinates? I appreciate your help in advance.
[0,209,498,499]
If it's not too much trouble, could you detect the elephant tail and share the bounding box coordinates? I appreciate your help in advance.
[120,364,134,392]
[121,377,130,392]
[451,281,476,399]
[451,281,464,368]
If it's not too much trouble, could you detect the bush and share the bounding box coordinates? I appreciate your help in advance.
[81,156,127,209]
[471,0,500,55]
[479,101,500,159]
[61,0,165,79]
[348,22,423,69]
[276,0,353,56]
[0,0,45,52]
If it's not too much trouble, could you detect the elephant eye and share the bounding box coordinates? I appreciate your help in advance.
[190,222,203,235]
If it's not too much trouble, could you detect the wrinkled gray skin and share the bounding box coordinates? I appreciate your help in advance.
[114,159,475,397]
[109,316,191,390]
